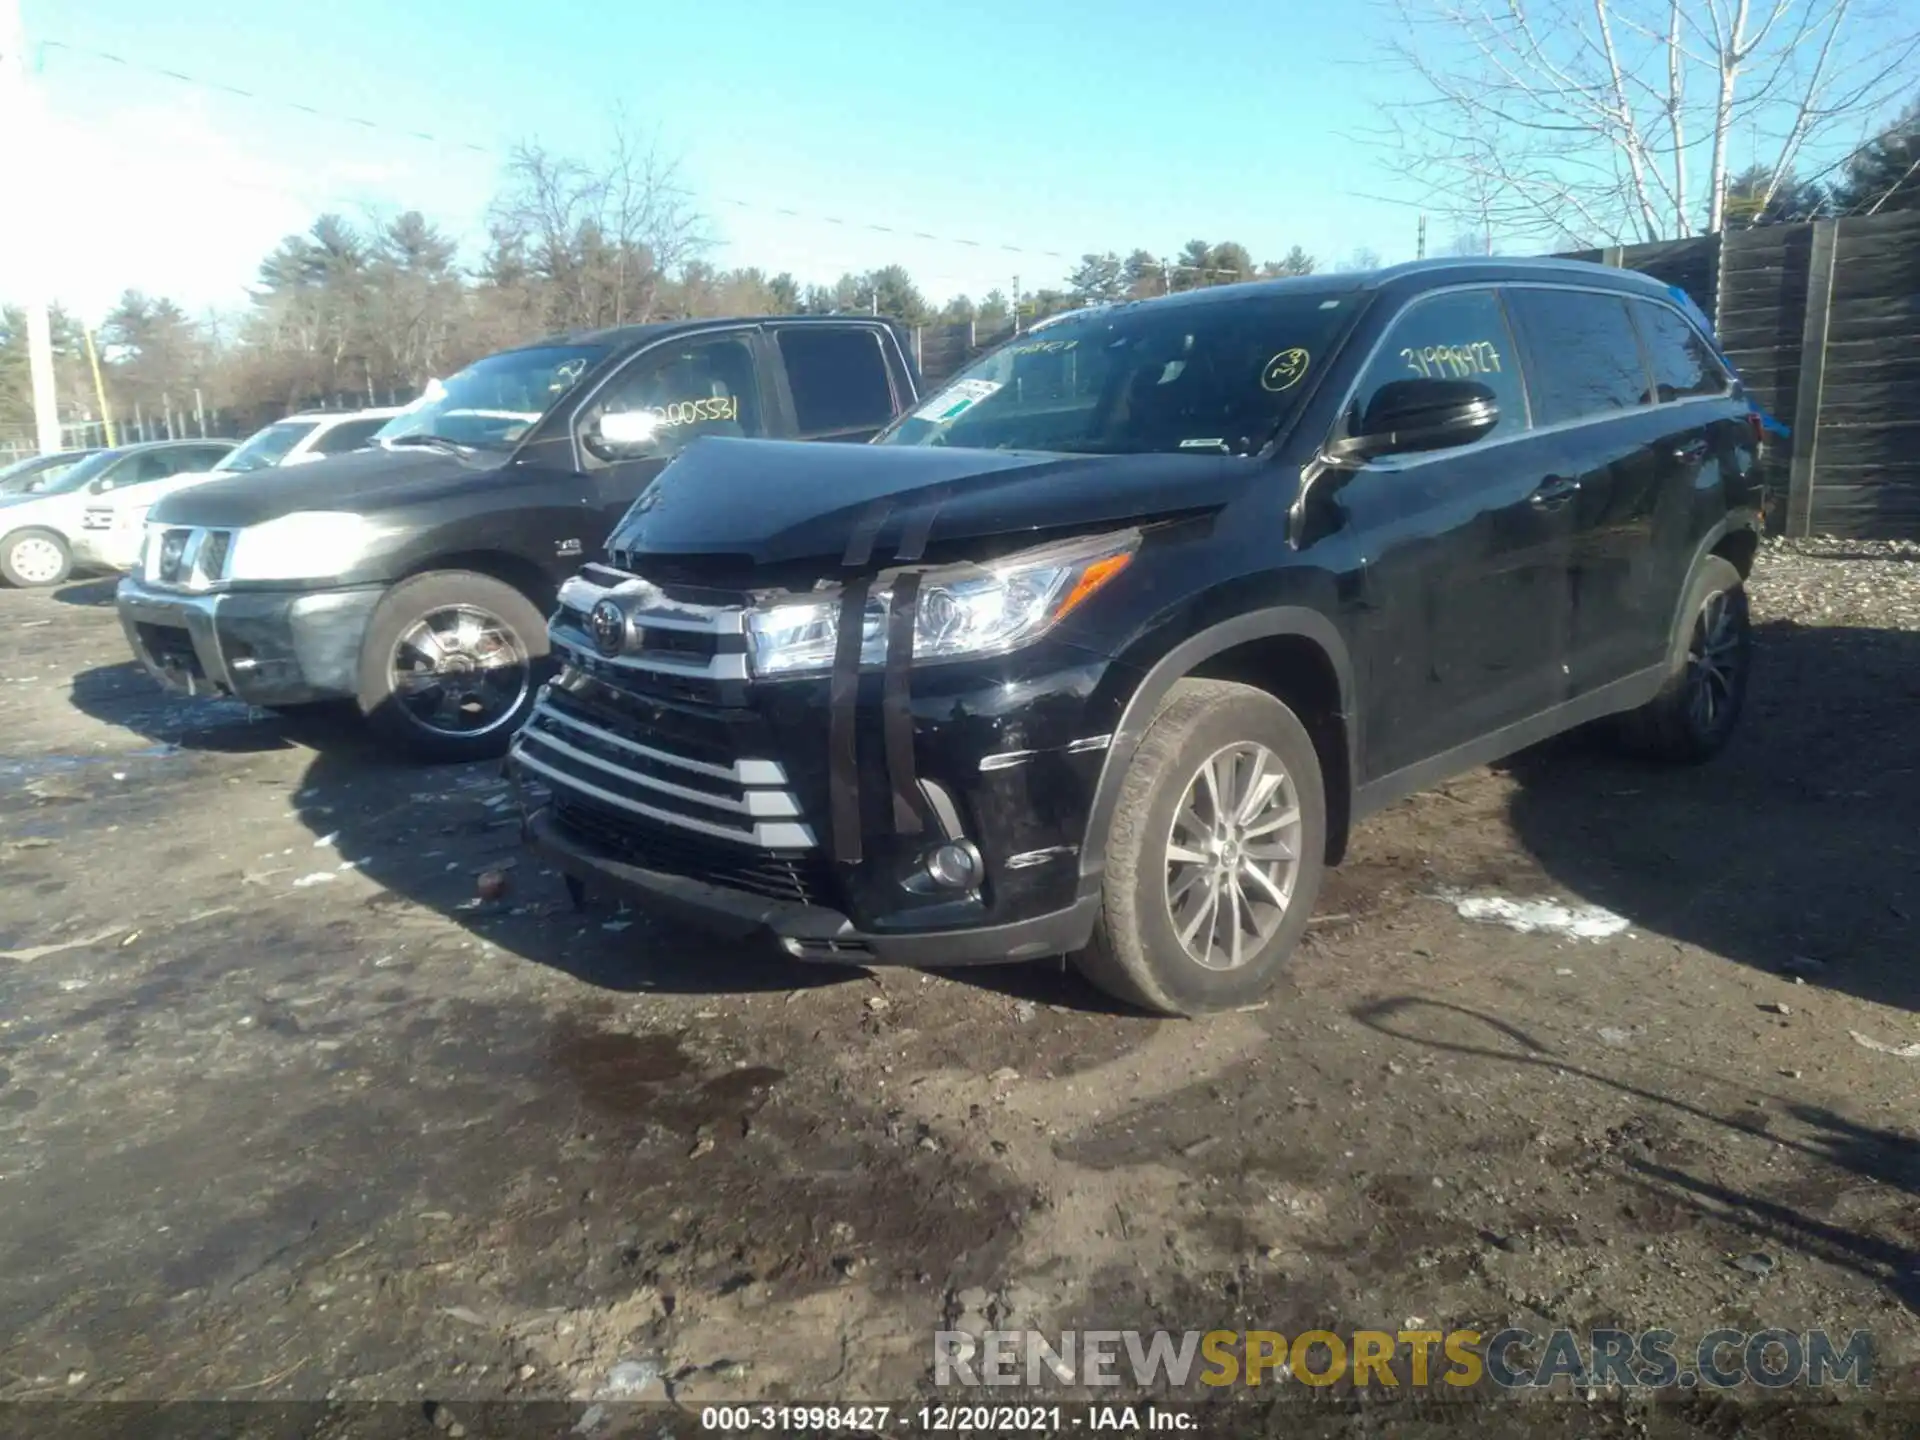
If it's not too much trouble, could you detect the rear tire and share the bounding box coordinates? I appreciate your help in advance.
[356,571,551,764]
[1614,555,1750,763]
[1070,679,1327,1016]
[0,528,73,588]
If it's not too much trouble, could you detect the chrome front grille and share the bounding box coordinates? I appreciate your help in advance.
[549,568,750,685]
[146,524,237,589]
[513,696,814,850]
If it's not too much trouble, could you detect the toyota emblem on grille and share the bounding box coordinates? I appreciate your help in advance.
[588,599,628,657]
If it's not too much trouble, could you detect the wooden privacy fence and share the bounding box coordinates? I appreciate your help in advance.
[1561,210,1920,540]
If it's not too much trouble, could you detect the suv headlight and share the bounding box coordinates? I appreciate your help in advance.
[225,512,388,583]
[745,529,1139,678]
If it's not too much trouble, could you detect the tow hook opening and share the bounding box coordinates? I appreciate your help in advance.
[781,936,874,960]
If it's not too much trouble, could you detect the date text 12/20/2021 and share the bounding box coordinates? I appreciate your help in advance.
[700,1404,1200,1432]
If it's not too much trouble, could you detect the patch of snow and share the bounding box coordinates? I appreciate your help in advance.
[1443,890,1629,941]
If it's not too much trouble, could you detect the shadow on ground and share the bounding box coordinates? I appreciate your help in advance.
[51,577,121,608]
[66,659,1134,1008]
[1352,995,1920,1317]
[66,618,1919,1016]
[1502,620,1920,1012]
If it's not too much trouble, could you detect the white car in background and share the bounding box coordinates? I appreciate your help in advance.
[71,407,401,574]
[0,439,237,588]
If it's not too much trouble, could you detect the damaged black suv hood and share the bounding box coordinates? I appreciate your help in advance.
[608,437,1250,573]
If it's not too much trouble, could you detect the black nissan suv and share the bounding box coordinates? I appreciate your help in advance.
[116,316,919,762]
[510,258,1766,1015]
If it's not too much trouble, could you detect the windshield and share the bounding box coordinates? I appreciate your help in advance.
[877,291,1365,456]
[24,449,121,496]
[374,345,607,451]
[215,420,319,473]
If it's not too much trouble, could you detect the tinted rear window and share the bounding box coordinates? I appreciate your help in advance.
[1504,288,1650,425]
[777,328,896,436]
[1631,300,1730,402]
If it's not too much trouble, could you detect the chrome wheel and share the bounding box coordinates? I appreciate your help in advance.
[1685,589,1741,735]
[8,535,65,585]
[1164,740,1303,972]
[389,604,531,738]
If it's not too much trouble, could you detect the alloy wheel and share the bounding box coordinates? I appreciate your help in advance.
[1685,589,1742,736]
[389,604,532,738]
[1163,740,1304,972]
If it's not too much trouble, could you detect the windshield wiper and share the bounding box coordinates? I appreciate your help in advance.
[381,434,479,455]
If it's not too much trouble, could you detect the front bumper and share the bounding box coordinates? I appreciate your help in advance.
[525,805,1100,965]
[509,630,1137,964]
[71,521,143,573]
[116,576,385,708]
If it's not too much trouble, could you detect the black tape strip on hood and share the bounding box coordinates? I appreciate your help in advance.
[827,575,871,865]
[879,486,949,837]
[882,571,924,835]
[827,498,896,866]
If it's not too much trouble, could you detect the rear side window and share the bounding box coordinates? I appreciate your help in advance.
[776,328,896,437]
[1504,288,1649,424]
[1630,300,1730,402]
[104,452,180,488]
[1350,288,1528,443]
[312,417,389,455]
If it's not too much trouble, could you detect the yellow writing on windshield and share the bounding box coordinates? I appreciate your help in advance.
[1007,339,1078,358]
[647,396,738,427]
[1261,348,1311,392]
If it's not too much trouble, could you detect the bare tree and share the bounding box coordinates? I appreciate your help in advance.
[1373,0,1920,244]
[489,118,708,333]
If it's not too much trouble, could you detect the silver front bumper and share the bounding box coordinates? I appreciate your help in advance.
[116,576,383,706]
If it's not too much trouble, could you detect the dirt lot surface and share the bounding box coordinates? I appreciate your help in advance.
[0,542,1915,1437]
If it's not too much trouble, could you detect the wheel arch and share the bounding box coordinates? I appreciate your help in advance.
[1664,518,1759,668]
[1079,608,1359,892]
[396,549,562,616]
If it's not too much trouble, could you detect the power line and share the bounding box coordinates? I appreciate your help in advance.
[40,38,1268,283]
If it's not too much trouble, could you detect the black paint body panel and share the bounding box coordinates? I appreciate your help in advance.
[521,260,1766,964]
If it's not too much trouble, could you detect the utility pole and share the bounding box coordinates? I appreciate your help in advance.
[83,326,117,446]
[1,0,61,455]
[1416,214,1428,261]
[1011,275,1021,336]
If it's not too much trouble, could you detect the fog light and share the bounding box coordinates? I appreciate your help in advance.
[925,842,981,890]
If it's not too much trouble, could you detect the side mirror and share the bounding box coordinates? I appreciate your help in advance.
[583,408,665,462]
[1327,378,1499,464]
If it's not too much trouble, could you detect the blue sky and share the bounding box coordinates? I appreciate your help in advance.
[18,0,1423,322]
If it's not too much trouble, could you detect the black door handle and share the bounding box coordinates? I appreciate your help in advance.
[1672,439,1710,465]
[1530,475,1581,508]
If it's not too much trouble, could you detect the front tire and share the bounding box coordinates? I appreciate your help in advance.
[1071,679,1327,1016]
[356,571,551,764]
[0,528,73,588]
[1615,555,1750,764]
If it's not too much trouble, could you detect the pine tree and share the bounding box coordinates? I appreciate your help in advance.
[1833,100,1920,215]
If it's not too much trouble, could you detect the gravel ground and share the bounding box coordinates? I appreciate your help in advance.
[0,543,1915,1438]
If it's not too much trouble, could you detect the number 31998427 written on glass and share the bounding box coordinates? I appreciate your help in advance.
[1402,342,1503,379]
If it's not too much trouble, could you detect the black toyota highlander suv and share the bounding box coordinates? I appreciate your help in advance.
[510,258,1765,1015]
[116,315,920,762]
